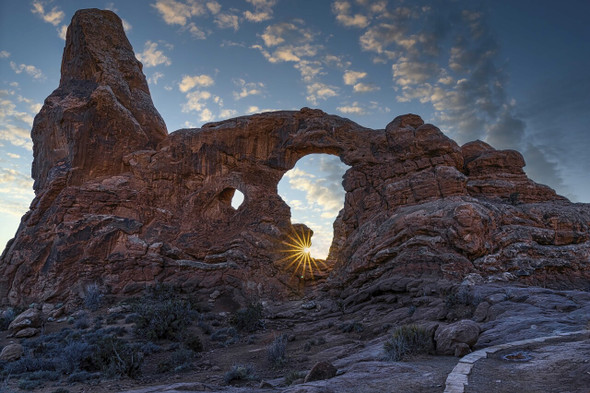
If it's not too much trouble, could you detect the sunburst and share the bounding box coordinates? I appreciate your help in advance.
[277,226,328,280]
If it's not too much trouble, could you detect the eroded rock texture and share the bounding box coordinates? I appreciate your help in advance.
[1,9,589,305]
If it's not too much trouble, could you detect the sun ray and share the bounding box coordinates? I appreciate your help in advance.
[277,226,326,279]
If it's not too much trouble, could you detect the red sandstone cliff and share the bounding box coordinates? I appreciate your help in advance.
[0,9,588,305]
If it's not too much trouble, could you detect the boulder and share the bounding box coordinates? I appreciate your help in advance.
[304,361,337,382]
[14,327,40,338]
[434,319,480,356]
[0,343,23,361]
[8,308,42,334]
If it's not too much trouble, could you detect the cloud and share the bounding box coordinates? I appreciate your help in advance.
[353,82,379,93]
[332,1,369,28]
[0,168,34,218]
[0,91,37,151]
[337,102,365,115]
[152,0,208,26]
[219,108,237,118]
[181,90,212,112]
[0,168,33,191]
[148,72,165,85]
[286,171,343,216]
[232,79,264,100]
[260,22,313,47]
[392,57,440,86]
[179,74,214,92]
[294,60,323,83]
[306,83,338,105]
[10,62,44,80]
[0,124,32,151]
[215,13,239,30]
[58,25,67,40]
[0,51,10,58]
[199,108,213,122]
[246,105,259,114]
[136,41,172,67]
[343,70,366,85]
[31,0,64,26]
[6,152,20,159]
[187,22,207,39]
[244,0,277,22]
[206,1,221,14]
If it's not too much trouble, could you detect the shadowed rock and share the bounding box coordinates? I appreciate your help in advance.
[0,9,589,306]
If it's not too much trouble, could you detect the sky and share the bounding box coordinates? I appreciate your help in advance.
[1,0,589,258]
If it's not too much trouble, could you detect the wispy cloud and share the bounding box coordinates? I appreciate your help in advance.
[214,12,239,31]
[232,79,264,100]
[343,70,379,93]
[332,1,369,28]
[0,90,38,151]
[31,0,64,26]
[0,168,34,217]
[244,0,277,22]
[152,0,208,26]
[181,90,212,113]
[148,71,165,85]
[136,41,172,67]
[306,83,338,105]
[253,20,344,106]
[337,102,365,115]
[153,0,236,35]
[179,74,214,92]
[0,51,10,59]
[9,61,44,80]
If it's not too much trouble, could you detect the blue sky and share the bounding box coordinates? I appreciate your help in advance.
[1,0,589,257]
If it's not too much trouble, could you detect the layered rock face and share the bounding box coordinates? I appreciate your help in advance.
[1,9,589,305]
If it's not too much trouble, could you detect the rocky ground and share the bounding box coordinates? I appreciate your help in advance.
[1,278,589,392]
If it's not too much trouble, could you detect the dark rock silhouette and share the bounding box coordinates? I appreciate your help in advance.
[1,9,589,305]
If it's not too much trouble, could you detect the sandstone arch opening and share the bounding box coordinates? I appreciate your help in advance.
[219,187,245,210]
[231,189,245,209]
[278,154,350,260]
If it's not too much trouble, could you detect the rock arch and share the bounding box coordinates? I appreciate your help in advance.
[1,9,588,305]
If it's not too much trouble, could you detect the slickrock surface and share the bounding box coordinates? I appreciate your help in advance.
[1,8,589,306]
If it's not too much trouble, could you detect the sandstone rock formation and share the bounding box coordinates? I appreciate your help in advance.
[1,8,589,306]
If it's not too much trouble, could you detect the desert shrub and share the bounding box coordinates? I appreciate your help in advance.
[229,303,264,332]
[445,286,481,308]
[2,356,57,376]
[157,349,194,373]
[106,312,124,324]
[18,379,45,390]
[84,284,103,311]
[384,324,432,361]
[211,327,238,344]
[66,371,100,383]
[197,319,213,334]
[267,334,288,367]
[303,337,325,352]
[51,389,70,393]
[132,298,193,341]
[339,320,364,333]
[125,312,141,324]
[61,341,94,373]
[184,336,203,352]
[89,335,144,378]
[223,364,257,384]
[74,313,90,330]
[23,370,59,381]
[0,308,18,331]
[140,341,162,355]
[284,370,306,385]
